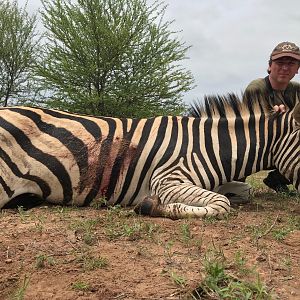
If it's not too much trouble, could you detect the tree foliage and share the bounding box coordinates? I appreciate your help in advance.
[0,0,39,106]
[38,0,194,117]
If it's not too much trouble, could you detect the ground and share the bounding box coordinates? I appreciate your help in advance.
[0,173,300,300]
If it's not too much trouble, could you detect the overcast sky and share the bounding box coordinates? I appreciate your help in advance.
[19,0,300,104]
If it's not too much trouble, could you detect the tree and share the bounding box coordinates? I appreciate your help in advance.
[38,0,194,117]
[0,0,39,106]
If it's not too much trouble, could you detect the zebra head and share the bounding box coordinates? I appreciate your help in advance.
[274,101,300,192]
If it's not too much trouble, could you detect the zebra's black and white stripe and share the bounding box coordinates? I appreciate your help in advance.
[0,91,299,218]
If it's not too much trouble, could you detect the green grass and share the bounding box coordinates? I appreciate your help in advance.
[69,218,100,245]
[71,281,90,291]
[169,270,187,288]
[90,196,107,209]
[17,206,30,222]
[79,254,108,271]
[104,207,160,241]
[35,253,55,269]
[188,246,274,300]
[179,222,192,244]
[10,275,30,300]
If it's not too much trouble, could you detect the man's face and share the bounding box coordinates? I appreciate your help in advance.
[269,57,300,85]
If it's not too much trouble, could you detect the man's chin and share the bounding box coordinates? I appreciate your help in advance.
[278,76,290,82]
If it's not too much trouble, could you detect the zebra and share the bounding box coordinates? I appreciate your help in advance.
[0,90,299,219]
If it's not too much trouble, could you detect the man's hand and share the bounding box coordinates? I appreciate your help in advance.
[273,104,286,113]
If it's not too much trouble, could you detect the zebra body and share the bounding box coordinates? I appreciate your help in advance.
[0,93,299,218]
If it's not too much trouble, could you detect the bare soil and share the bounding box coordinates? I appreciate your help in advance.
[0,176,300,300]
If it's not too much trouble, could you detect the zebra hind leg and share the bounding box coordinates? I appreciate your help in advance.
[134,196,190,220]
[135,179,233,219]
[134,196,167,218]
[134,192,231,220]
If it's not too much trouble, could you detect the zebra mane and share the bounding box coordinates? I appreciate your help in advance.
[188,93,244,118]
[189,88,300,119]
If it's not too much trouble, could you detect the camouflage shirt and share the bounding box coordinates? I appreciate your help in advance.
[244,76,300,107]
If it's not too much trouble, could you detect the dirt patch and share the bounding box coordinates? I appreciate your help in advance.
[0,189,300,300]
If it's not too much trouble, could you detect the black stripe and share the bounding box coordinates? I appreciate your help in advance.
[172,166,195,184]
[104,118,140,201]
[36,108,102,141]
[233,115,247,180]
[230,103,247,180]
[295,168,300,189]
[278,136,298,171]
[273,113,290,155]
[159,117,191,178]
[218,117,232,181]
[191,118,206,188]
[0,148,51,198]
[272,115,284,155]
[83,117,116,205]
[156,117,178,169]
[115,118,156,205]
[204,118,222,187]
[245,106,257,176]
[9,108,90,193]
[215,202,230,212]
[127,117,169,205]
[0,176,14,198]
[192,118,215,188]
[0,116,72,204]
[263,118,274,168]
[162,185,179,203]
[255,106,266,171]
[285,142,299,165]
[179,117,189,165]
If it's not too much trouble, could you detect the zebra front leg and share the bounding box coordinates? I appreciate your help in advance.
[134,181,231,219]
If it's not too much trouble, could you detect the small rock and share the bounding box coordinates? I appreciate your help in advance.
[8,275,19,282]
[17,244,25,251]
[283,230,300,247]
[66,230,77,243]
[256,254,267,262]
[5,259,12,264]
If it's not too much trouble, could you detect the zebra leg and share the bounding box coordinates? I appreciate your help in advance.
[134,181,231,219]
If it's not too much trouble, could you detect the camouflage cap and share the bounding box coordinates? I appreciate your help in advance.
[271,42,300,61]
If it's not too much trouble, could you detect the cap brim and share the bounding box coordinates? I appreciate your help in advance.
[272,52,300,61]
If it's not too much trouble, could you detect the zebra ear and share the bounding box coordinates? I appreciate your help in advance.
[293,102,300,124]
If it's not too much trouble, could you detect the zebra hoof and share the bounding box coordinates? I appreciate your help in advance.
[225,193,251,205]
[134,196,163,217]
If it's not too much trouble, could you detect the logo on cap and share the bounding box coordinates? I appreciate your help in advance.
[277,43,298,52]
[271,42,300,60]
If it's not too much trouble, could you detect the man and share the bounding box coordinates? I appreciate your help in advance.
[245,41,300,193]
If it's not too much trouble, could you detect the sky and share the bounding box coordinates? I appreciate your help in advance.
[19,0,300,104]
